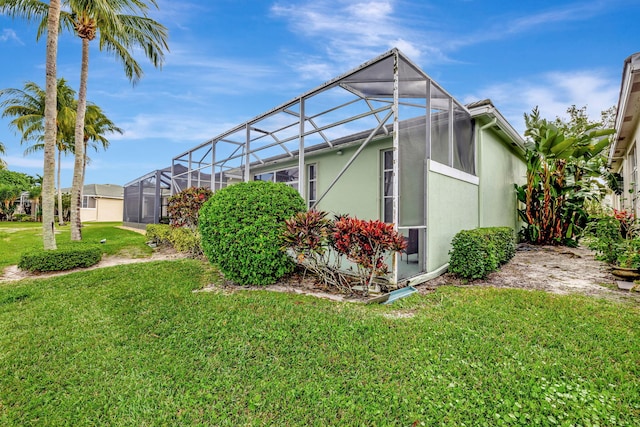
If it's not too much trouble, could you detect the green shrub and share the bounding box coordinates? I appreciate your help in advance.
[146,224,201,256]
[169,227,202,256]
[583,215,624,264]
[479,227,516,265]
[13,213,32,222]
[199,181,306,286]
[146,224,172,245]
[18,246,102,272]
[449,227,515,280]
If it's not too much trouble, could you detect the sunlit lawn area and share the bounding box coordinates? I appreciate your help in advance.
[0,222,152,270]
[0,224,639,425]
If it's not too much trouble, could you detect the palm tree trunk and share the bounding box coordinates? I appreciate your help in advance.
[71,38,90,241]
[42,0,61,250]
[57,148,64,226]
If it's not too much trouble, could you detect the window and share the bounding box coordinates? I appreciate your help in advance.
[382,149,394,223]
[307,164,317,208]
[254,167,299,190]
[82,196,96,209]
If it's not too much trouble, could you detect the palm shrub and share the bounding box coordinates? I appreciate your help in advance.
[199,181,306,286]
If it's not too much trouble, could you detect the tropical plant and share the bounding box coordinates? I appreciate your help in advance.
[1,79,77,226]
[282,209,352,293]
[282,210,408,295]
[331,215,406,294]
[584,209,640,268]
[515,107,614,245]
[167,187,213,230]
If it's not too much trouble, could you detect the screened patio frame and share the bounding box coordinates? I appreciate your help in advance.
[171,48,474,284]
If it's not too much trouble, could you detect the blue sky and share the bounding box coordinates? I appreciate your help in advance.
[0,0,638,187]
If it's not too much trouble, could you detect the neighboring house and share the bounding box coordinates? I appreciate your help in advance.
[609,52,640,217]
[125,48,526,285]
[62,184,124,222]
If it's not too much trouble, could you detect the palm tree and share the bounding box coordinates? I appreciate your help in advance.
[0,0,168,241]
[0,141,6,169]
[28,184,42,221]
[0,0,60,248]
[63,0,168,240]
[0,79,77,225]
[81,103,123,181]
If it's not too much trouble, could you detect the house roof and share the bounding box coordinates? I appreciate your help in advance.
[609,52,640,169]
[60,184,123,199]
[466,99,526,153]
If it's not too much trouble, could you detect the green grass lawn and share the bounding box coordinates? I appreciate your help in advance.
[0,222,152,270]
[1,256,639,426]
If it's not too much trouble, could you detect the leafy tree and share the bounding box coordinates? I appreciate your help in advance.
[0,184,22,221]
[0,169,35,188]
[516,106,614,245]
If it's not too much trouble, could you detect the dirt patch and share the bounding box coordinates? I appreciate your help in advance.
[420,244,640,303]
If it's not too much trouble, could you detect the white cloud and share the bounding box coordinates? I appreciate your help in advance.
[109,113,237,143]
[271,0,428,79]
[0,28,22,44]
[4,155,73,170]
[464,69,619,133]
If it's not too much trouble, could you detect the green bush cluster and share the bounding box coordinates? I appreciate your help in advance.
[146,224,172,245]
[449,227,515,280]
[18,246,102,272]
[146,224,201,256]
[584,211,640,268]
[199,181,306,286]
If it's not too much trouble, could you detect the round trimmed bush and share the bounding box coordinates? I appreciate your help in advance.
[199,181,306,285]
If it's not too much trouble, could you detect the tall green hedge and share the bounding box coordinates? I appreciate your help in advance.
[198,181,306,285]
[449,227,515,280]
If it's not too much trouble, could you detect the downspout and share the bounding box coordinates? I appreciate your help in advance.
[477,117,497,227]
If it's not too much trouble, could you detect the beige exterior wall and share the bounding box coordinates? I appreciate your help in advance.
[80,198,123,222]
